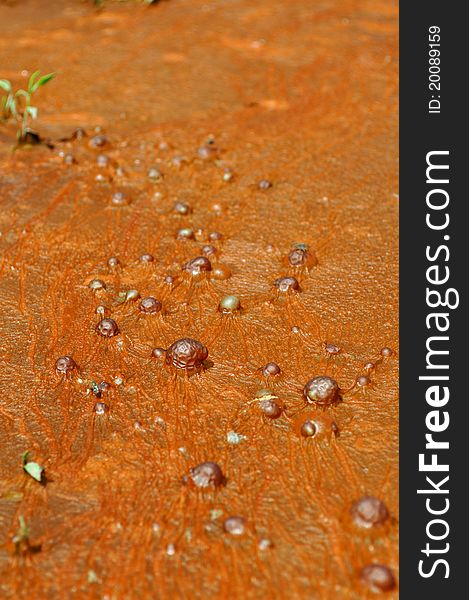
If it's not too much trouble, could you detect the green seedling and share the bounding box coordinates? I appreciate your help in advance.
[0,70,55,142]
[12,515,29,551]
[12,515,41,556]
[22,450,44,483]
[0,79,17,120]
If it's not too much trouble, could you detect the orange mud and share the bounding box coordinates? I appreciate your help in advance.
[0,1,398,598]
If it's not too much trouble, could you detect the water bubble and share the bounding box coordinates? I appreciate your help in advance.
[357,375,370,387]
[324,343,341,355]
[300,420,317,437]
[107,257,120,268]
[177,228,195,241]
[89,279,106,291]
[173,202,191,215]
[96,305,109,317]
[94,402,108,416]
[255,389,282,419]
[89,134,108,149]
[166,338,208,370]
[111,191,130,207]
[197,144,217,160]
[223,168,234,182]
[288,247,318,268]
[96,154,109,167]
[303,376,340,406]
[218,295,240,313]
[274,277,300,293]
[262,362,281,377]
[125,289,140,302]
[148,167,163,182]
[202,244,217,257]
[359,564,396,593]
[223,516,246,536]
[258,538,273,550]
[171,155,187,168]
[187,461,225,489]
[211,264,231,280]
[259,398,282,419]
[350,496,389,528]
[139,297,162,314]
[182,256,212,276]
[96,318,120,338]
[55,356,77,374]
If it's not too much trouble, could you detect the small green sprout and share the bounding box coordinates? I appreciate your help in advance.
[12,515,41,556]
[0,79,18,120]
[12,515,29,549]
[22,450,44,483]
[0,70,55,142]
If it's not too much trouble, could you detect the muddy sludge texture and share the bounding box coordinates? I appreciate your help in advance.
[0,0,398,598]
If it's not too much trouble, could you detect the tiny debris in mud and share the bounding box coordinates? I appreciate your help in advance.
[227,431,247,445]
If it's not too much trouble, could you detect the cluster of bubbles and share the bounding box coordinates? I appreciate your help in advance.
[53,128,396,592]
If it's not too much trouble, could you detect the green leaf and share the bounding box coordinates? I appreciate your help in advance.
[0,79,12,92]
[23,461,44,482]
[5,97,17,116]
[12,515,29,544]
[28,70,40,93]
[26,106,38,119]
[36,73,55,88]
[14,89,29,100]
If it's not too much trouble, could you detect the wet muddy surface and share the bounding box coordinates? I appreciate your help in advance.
[0,1,398,598]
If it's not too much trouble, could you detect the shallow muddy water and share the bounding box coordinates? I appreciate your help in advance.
[0,1,398,598]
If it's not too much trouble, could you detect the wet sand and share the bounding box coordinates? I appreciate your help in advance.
[0,1,398,598]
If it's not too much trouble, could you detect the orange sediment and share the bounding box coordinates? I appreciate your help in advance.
[0,0,398,598]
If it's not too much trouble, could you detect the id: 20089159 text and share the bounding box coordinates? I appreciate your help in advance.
[428,25,441,114]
